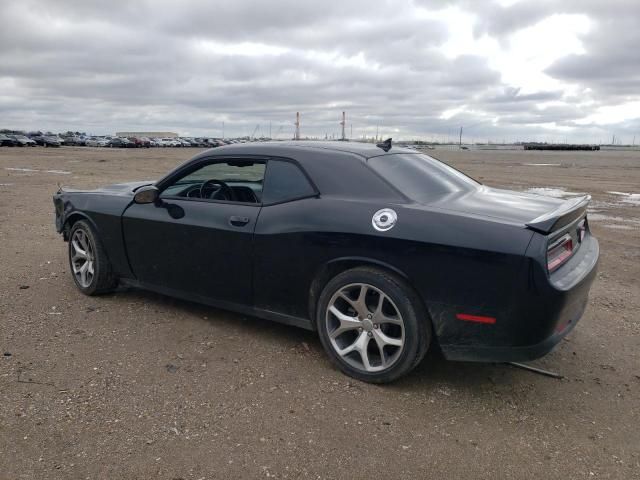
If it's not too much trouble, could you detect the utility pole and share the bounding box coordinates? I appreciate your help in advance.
[340,111,346,141]
[294,112,300,141]
[459,126,463,147]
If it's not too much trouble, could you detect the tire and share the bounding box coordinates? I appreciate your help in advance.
[68,220,117,295]
[316,267,431,383]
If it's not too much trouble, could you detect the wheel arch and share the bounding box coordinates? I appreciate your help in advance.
[62,212,100,241]
[308,256,424,328]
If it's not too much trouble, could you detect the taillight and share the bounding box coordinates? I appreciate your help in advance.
[547,233,573,272]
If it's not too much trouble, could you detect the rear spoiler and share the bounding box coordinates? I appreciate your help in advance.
[526,195,590,234]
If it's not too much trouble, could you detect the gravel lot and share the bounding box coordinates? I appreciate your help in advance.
[1,146,639,479]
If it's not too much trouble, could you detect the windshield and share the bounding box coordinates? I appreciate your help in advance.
[368,153,479,204]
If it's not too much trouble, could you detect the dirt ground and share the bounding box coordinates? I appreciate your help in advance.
[1,146,638,479]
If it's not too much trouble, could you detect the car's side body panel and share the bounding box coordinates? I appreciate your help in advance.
[253,195,535,341]
[121,198,259,306]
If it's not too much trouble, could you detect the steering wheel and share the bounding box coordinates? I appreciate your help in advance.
[200,179,236,201]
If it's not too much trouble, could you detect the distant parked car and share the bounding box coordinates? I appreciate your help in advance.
[0,134,18,146]
[126,137,150,148]
[108,137,133,148]
[190,138,208,147]
[85,137,109,147]
[9,135,37,147]
[160,138,181,147]
[30,134,62,147]
[61,135,86,146]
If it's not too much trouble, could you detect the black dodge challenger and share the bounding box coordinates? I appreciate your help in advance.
[53,141,599,383]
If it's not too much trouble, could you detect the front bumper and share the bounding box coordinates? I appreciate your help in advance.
[439,235,599,363]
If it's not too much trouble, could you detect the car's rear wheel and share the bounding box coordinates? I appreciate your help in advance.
[316,267,430,383]
[68,220,117,295]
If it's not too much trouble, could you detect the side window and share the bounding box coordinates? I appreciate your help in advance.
[262,160,315,204]
[160,160,265,203]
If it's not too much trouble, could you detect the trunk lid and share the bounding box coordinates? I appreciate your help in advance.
[431,186,588,232]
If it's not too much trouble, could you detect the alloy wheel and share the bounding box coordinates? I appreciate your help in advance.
[325,283,405,372]
[70,229,95,288]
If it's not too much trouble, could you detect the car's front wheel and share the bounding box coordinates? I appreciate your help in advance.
[68,220,117,295]
[316,267,431,383]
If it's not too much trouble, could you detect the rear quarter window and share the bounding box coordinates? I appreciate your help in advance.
[262,160,315,204]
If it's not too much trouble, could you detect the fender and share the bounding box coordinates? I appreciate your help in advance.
[325,256,411,282]
[61,211,101,241]
[54,192,134,277]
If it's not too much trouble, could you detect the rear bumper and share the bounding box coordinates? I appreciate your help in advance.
[439,235,599,363]
[441,298,584,362]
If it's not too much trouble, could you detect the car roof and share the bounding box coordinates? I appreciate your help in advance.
[162,140,416,202]
[197,140,416,161]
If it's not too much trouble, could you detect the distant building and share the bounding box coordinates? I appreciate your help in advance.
[116,131,179,138]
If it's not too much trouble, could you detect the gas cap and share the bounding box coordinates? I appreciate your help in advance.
[372,208,397,232]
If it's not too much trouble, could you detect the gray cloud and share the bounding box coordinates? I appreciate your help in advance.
[546,16,640,100]
[462,0,640,99]
[0,0,638,142]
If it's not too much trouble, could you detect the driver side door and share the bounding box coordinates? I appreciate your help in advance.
[121,158,265,307]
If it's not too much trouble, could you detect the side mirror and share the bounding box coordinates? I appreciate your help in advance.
[133,185,159,204]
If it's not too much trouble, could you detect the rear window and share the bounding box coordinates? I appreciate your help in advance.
[367,153,479,204]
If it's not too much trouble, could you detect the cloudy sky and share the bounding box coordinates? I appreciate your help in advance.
[1,0,639,143]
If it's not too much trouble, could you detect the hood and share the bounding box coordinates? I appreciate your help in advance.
[431,186,564,226]
[60,181,154,195]
[99,181,154,193]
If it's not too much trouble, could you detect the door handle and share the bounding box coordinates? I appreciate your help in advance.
[229,215,250,227]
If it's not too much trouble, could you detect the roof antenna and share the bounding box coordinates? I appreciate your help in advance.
[376,137,392,152]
